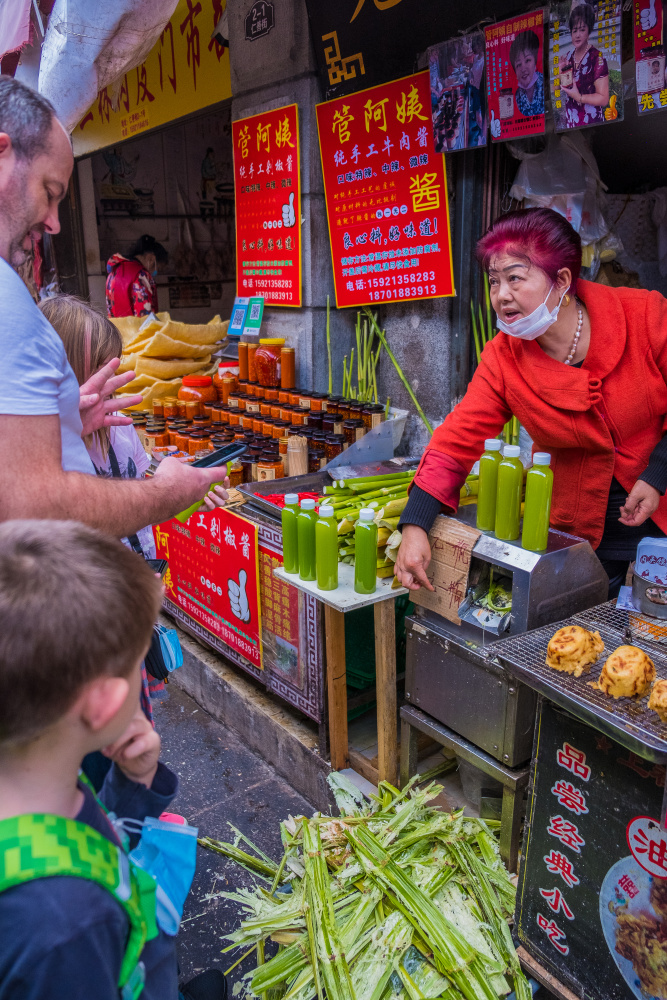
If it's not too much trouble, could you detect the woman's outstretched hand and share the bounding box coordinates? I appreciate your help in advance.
[394,524,435,591]
[619,480,661,527]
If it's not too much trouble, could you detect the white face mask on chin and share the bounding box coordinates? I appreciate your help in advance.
[495,286,567,341]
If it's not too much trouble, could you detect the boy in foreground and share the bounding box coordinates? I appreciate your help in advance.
[0,520,222,1000]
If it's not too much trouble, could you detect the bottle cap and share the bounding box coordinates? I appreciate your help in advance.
[359,508,375,522]
[533,452,551,466]
[503,445,521,458]
[319,504,334,518]
[300,498,316,509]
[284,493,299,505]
[484,439,502,451]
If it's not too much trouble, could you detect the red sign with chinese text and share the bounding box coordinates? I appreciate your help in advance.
[485,11,546,141]
[154,508,263,669]
[232,104,302,307]
[315,71,455,309]
[634,0,667,115]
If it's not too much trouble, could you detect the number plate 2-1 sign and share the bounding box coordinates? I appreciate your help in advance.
[154,508,263,669]
[232,104,302,307]
[316,70,455,309]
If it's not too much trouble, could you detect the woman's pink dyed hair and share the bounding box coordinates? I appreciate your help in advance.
[476,207,582,294]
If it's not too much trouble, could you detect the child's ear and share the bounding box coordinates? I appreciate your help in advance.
[79,677,130,733]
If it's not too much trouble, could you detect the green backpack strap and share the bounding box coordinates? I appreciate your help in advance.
[0,813,158,999]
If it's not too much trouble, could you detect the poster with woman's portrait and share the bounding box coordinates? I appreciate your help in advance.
[634,0,667,114]
[428,32,488,152]
[549,0,624,131]
[485,11,546,142]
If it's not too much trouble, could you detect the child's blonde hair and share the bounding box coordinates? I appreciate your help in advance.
[39,294,123,458]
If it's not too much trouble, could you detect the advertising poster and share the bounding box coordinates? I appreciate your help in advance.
[427,32,487,152]
[485,11,546,142]
[232,104,302,307]
[259,545,302,689]
[315,71,455,309]
[517,701,667,999]
[634,0,667,113]
[153,508,263,669]
[549,0,623,131]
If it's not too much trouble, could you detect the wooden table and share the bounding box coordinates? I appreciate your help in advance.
[274,564,408,786]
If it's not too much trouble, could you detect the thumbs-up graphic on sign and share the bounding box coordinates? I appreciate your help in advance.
[641,0,657,29]
[282,192,296,228]
[490,110,501,139]
[228,569,250,622]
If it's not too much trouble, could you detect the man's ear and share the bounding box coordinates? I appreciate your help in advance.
[78,676,130,733]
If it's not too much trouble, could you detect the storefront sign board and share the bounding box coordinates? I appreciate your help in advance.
[232,104,302,308]
[427,32,488,153]
[634,0,667,114]
[154,507,263,669]
[517,699,667,999]
[485,11,546,142]
[72,0,232,157]
[548,0,623,132]
[316,71,455,309]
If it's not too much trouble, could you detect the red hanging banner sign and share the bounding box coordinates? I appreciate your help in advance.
[485,11,546,141]
[154,508,263,669]
[316,70,455,309]
[634,0,667,114]
[232,104,302,307]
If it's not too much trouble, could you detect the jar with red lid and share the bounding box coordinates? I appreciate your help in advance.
[178,375,217,406]
[255,338,285,387]
[265,387,279,402]
[247,343,259,383]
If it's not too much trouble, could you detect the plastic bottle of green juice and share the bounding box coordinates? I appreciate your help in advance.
[495,445,523,541]
[476,438,503,531]
[281,493,299,574]
[297,498,318,581]
[354,508,378,595]
[315,504,338,591]
[522,453,553,552]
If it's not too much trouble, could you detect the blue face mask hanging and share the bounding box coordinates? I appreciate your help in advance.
[116,816,198,936]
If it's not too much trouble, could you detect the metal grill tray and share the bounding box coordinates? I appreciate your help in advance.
[493,606,667,761]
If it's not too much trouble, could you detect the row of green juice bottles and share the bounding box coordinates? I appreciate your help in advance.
[477,440,553,552]
[281,495,378,594]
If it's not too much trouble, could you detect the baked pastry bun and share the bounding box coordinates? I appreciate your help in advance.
[595,645,655,699]
[545,625,604,678]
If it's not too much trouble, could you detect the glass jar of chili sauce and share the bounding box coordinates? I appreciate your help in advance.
[255,339,285,387]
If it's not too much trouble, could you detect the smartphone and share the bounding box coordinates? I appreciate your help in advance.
[146,558,169,578]
[191,443,247,468]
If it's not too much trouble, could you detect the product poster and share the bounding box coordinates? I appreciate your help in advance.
[232,104,302,307]
[315,70,455,309]
[549,0,623,131]
[154,508,263,669]
[517,701,667,999]
[427,32,488,152]
[634,0,667,113]
[485,11,546,141]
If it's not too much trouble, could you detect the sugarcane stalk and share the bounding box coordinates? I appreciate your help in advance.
[327,295,332,396]
[346,471,414,487]
[364,309,432,435]
[470,300,482,365]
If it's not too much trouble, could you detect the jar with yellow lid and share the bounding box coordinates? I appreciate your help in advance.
[255,338,286,387]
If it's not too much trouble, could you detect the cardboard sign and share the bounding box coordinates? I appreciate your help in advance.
[517,700,667,999]
[634,0,667,114]
[549,0,623,132]
[428,31,488,152]
[411,515,480,625]
[485,12,546,141]
[316,71,455,309]
[232,104,302,307]
[154,507,263,669]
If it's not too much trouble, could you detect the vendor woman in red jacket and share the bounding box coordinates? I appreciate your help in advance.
[396,207,667,597]
[105,234,168,318]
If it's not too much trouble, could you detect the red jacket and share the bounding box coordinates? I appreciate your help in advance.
[105,255,158,317]
[414,280,667,548]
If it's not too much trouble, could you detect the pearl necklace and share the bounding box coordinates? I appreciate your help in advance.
[564,307,583,365]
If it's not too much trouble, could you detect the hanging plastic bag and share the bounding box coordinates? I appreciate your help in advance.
[117,815,198,936]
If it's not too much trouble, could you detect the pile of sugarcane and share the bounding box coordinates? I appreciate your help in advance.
[200,772,530,1000]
